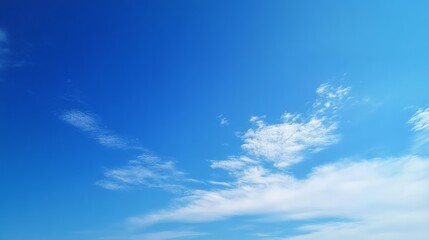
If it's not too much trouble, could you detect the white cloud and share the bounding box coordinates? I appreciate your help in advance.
[208,181,232,187]
[60,110,140,150]
[241,84,350,168]
[314,83,351,115]
[125,85,429,239]
[242,116,338,168]
[130,156,429,240]
[96,154,186,191]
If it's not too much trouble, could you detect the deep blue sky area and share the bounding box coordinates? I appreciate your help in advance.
[1,1,428,240]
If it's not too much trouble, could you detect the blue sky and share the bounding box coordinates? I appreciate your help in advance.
[1,1,429,239]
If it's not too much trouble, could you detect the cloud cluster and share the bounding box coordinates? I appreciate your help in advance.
[242,84,350,168]
[127,84,429,239]
[242,116,338,168]
[60,84,429,239]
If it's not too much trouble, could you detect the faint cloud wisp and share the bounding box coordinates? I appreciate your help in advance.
[217,114,230,126]
[60,110,142,150]
[0,28,8,71]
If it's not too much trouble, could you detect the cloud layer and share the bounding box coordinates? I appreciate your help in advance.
[60,85,429,239]
[133,156,429,230]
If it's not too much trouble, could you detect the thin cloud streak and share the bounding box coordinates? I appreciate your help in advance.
[60,110,142,150]
[96,154,186,191]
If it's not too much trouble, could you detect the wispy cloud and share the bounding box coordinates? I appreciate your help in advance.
[217,114,230,126]
[60,110,190,192]
[126,84,429,240]
[0,28,25,71]
[60,110,142,150]
[0,28,8,71]
[409,107,429,153]
[409,107,429,132]
[207,181,231,187]
[96,154,186,191]
[211,155,258,172]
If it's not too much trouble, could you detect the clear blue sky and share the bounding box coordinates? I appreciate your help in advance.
[1,1,429,239]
